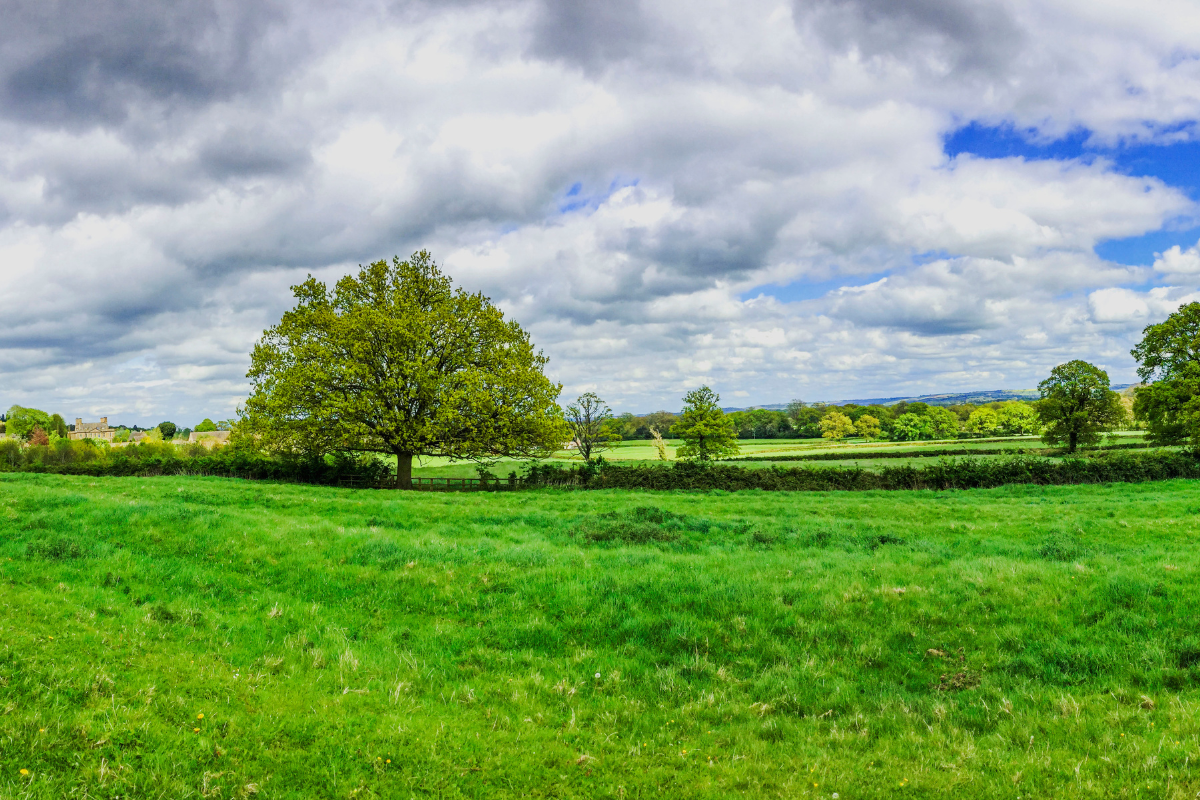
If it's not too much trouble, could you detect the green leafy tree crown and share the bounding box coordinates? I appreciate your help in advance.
[195,419,218,432]
[1036,360,1126,453]
[670,386,739,461]
[1131,304,1200,447]
[243,251,567,487]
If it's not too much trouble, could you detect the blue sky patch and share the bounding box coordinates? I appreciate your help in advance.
[946,122,1200,267]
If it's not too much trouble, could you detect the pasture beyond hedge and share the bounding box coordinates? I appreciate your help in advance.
[5,473,1200,797]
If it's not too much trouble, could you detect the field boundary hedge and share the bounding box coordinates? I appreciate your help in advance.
[523,450,1200,491]
[726,441,1153,463]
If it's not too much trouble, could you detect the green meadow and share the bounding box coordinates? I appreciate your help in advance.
[4,472,1200,798]
[410,433,1149,478]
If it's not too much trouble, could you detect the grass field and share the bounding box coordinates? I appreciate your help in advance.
[409,433,1150,478]
[4,474,1200,796]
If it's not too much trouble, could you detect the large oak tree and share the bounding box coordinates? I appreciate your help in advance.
[243,251,567,487]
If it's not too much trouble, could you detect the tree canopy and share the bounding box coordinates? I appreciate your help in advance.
[243,251,567,487]
[1130,301,1200,383]
[670,386,739,461]
[1131,304,1200,446]
[820,411,855,440]
[5,406,51,440]
[1035,360,1126,452]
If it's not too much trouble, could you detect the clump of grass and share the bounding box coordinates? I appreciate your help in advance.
[25,535,89,560]
[1037,530,1086,561]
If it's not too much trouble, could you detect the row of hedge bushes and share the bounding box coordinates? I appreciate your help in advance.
[727,440,1154,463]
[524,450,1200,491]
[0,439,391,485]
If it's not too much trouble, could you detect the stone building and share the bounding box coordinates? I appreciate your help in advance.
[70,417,116,442]
[188,430,231,444]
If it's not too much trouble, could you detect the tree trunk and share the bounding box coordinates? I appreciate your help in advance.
[1068,431,1077,453]
[396,451,413,489]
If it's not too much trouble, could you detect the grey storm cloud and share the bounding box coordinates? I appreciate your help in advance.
[0,0,295,127]
[1,0,1199,423]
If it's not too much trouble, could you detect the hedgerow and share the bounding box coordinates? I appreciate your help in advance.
[525,450,1200,491]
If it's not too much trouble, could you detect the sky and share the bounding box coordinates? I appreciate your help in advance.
[3,0,1200,424]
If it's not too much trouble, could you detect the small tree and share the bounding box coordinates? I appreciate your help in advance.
[926,407,959,439]
[1036,360,1126,453]
[854,414,881,440]
[670,386,739,461]
[158,421,177,439]
[820,411,855,440]
[565,393,619,463]
[244,251,566,487]
[195,418,218,432]
[28,426,49,446]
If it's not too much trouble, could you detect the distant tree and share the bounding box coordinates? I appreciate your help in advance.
[891,413,931,441]
[1036,360,1127,453]
[926,407,960,439]
[195,418,218,432]
[785,399,807,420]
[995,402,1040,435]
[964,408,1000,436]
[854,414,881,440]
[565,393,618,463]
[243,251,566,487]
[48,413,68,439]
[820,411,856,440]
[216,419,234,431]
[670,386,739,461]
[158,421,177,439]
[113,428,131,443]
[28,426,49,446]
[1130,304,1200,446]
[5,406,51,441]
[143,427,164,443]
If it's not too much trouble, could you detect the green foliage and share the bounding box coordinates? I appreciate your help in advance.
[1131,301,1200,383]
[47,413,68,439]
[565,393,619,462]
[1132,363,1200,446]
[853,413,881,440]
[5,405,51,440]
[995,401,1040,435]
[925,406,959,438]
[890,412,930,441]
[1036,360,1127,453]
[590,450,1200,491]
[964,407,999,436]
[670,386,740,461]
[819,410,855,440]
[244,251,567,486]
[194,418,218,432]
[157,421,177,439]
[3,473,1200,796]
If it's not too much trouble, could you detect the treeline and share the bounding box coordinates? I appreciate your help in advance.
[609,398,1046,441]
[0,405,232,443]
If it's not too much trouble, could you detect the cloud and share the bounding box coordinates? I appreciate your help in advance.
[3,0,1200,421]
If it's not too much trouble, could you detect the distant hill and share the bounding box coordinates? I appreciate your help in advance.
[722,385,1136,413]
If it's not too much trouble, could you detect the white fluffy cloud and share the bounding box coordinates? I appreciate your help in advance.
[2,0,1200,422]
